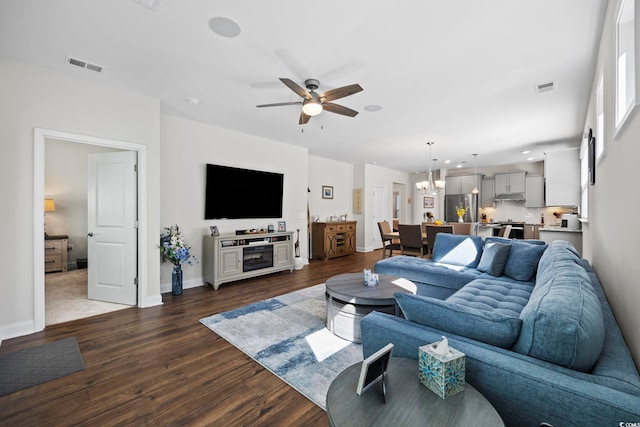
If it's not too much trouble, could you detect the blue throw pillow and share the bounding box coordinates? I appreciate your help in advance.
[395,292,522,348]
[477,242,511,276]
[431,233,484,268]
[503,241,548,281]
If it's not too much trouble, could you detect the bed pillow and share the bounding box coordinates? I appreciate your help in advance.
[477,242,511,276]
[395,292,522,348]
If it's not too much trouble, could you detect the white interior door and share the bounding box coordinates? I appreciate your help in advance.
[87,151,137,305]
[372,186,387,244]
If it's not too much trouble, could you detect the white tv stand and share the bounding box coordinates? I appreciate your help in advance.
[203,231,294,290]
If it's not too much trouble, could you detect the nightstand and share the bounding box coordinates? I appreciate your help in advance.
[45,235,68,273]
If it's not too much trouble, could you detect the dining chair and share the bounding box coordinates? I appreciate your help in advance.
[451,222,480,236]
[398,224,429,257]
[425,224,454,258]
[377,221,401,259]
[498,225,512,238]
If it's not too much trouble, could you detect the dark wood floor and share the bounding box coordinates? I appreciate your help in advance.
[0,249,385,426]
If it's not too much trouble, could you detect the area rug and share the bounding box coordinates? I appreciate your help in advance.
[199,284,363,410]
[0,336,85,396]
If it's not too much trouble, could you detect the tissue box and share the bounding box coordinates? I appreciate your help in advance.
[418,342,465,399]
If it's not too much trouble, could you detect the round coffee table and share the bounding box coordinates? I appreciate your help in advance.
[325,273,415,343]
[326,358,504,427]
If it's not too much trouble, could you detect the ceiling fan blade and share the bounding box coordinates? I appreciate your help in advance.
[256,101,302,108]
[323,102,359,117]
[321,84,363,102]
[280,78,311,99]
[299,111,311,125]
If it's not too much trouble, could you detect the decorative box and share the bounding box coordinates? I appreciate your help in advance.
[418,341,465,399]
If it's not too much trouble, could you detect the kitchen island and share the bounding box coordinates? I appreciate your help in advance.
[539,226,583,255]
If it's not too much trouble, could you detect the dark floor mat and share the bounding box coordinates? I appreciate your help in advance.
[0,336,85,396]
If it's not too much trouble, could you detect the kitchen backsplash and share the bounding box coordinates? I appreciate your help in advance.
[480,201,577,225]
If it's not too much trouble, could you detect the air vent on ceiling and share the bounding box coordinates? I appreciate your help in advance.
[535,81,556,94]
[66,56,104,73]
[131,0,161,10]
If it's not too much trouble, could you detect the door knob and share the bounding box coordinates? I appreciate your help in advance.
[87,232,94,237]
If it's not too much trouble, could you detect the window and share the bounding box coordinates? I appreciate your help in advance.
[615,0,638,136]
[596,72,605,162]
[580,134,589,221]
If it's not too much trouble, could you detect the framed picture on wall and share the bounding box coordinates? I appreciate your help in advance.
[423,196,434,208]
[322,185,334,199]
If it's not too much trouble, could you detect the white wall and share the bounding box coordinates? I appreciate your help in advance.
[45,139,122,267]
[160,115,309,291]
[308,155,354,222]
[0,57,162,340]
[357,163,411,252]
[581,0,640,367]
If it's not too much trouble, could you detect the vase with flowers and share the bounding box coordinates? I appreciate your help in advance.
[160,225,197,295]
[455,205,467,223]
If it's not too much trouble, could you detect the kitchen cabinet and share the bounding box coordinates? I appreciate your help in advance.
[481,179,495,208]
[495,172,526,194]
[312,221,357,260]
[525,175,545,207]
[524,224,542,240]
[544,148,580,207]
[445,174,481,195]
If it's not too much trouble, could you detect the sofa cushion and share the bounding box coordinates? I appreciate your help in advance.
[431,233,484,268]
[395,292,522,348]
[502,240,548,281]
[447,278,534,318]
[477,242,511,276]
[375,255,483,294]
[513,260,605,372]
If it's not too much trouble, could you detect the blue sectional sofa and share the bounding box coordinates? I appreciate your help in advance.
[364,235,640,426]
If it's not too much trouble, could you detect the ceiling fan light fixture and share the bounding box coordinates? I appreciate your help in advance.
[302,99,323,116]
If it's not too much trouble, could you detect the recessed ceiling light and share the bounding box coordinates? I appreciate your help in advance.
[187,97,200,105]
[456,164,462,168]
[527,157,535,161]
[521,150,531,154]
[208,16,241,38]
[444,160,451,164]
[364,105,382,112]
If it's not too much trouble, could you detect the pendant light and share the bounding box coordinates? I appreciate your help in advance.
[416,142,441,196]
[471,153,479,194]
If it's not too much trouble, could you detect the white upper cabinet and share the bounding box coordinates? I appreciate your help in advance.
[544,148,580,207]
[525,175,545,207]
[445,174,482,194]
[481,179,495,208]
[495,172,526,194]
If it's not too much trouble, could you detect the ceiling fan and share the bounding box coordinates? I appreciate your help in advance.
[256,78,363,125]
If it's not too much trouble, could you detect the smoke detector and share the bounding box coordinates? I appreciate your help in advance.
[66,56,104,73]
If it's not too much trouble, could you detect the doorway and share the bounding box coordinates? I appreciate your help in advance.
[34,128,148,332]
[44,140,133,324]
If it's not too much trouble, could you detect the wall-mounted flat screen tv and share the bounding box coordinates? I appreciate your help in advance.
[205,164,284,219]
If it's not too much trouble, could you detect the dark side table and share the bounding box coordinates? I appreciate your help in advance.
[325,273,414,343]
[326,357,504,427]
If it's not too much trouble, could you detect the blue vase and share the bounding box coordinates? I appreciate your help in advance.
[172,264,183,296]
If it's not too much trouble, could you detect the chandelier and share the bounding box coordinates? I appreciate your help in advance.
[416,142,444,195]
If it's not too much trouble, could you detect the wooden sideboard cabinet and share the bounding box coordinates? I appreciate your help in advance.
[45,235,68,273]
[312,221,357,261]
[203,231,294,290]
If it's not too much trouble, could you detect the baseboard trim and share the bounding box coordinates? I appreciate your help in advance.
[0,320,38,342]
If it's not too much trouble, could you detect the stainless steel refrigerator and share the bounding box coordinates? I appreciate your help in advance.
[444,194,479,223]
